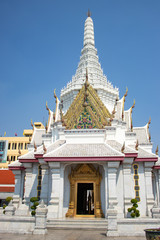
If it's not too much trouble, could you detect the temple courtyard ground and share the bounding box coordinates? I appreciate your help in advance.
[0,230,146,240]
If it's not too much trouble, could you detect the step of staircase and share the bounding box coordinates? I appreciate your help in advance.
[47,218,108,230]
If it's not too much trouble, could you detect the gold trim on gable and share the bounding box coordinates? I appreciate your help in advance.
[63,84,111,129]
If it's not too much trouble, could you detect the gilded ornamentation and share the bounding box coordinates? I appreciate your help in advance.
[63,82,111,129]
[133,164,140,202]
[122,87,128,121]
[130,99,135,132]
[66,164,104,218]
[31,119,34,128]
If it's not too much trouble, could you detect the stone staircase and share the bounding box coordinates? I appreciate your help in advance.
[47,218,108,230]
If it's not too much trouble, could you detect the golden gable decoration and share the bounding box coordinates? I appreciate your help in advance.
[63,71,111,129]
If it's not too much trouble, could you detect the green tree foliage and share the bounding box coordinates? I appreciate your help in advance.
[30,197,39,216]
[128,199,140,218]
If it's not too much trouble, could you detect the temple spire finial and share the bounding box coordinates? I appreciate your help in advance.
[87,9,91,17]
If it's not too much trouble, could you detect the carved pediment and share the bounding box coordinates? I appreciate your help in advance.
[69,164,101,183]
[76,164,96,175]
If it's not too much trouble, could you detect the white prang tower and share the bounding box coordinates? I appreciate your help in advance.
[61,11,119,114]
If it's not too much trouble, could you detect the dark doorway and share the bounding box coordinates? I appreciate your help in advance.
[77,183,94,215]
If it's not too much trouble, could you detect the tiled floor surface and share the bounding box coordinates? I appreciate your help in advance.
[0,230,146,240]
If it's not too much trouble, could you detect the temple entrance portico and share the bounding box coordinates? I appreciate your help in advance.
[65,163,104,218]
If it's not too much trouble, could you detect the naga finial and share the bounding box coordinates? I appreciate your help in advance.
[149,132,151,142]
[43,143,47,154]
[124,87,128,98]
[31,119,34,128]
[121,142,125,153]
[132,99,135,109]
[54,89,58,104]
[130,99,135,132]
[46,101,49,112]
[155,145,159,155]
[45,121,48,133]
[135,140,139,151]
[34,142,37,152]
[147,117,151,129]
[122,87,128,120]
[54,89,57,98]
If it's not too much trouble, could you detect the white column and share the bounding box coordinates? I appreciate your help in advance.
[58,164,64,218]
[158,170,160,206]
[47,162,60,219]
[107,162,120,210]
[144,162,155,216]
[11,169,23,208]
[15,163,32,216]
[23,163,33,206]
[107,162,119,237]
[123,158,133,217]
[40,163,49,205]
[104,163,108,218]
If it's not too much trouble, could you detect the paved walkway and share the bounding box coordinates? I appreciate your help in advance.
[0,230,146,240]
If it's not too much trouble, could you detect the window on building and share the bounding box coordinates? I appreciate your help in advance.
[21,143,23,150]
[25,143,27,149]
[13,156,15,161]
[14,143,17,150]
[8,143,11,149]
[11,156,13,161]
[0,142,5,151]
[12,143,14,150]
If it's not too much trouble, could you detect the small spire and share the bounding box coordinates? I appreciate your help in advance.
[87,9,91,17]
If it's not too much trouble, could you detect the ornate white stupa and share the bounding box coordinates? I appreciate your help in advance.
[61,12,119,114]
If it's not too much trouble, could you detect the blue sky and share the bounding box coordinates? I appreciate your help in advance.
[0,0,160,152]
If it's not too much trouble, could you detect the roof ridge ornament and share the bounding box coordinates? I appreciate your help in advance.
[147,117,151,129]
[46,101,49,112]
[31,119,34,129]
[43,143,47,154]
[130,99,135,132]
[155,145,159,155]
[122,87,128,121]
[121,142,125,153]
[34,142,37,152]
[135,140,139,151]
[54,89,58,104]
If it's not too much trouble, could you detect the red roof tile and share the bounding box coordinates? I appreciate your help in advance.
[0,170,15,184]
[0,187,14,192]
